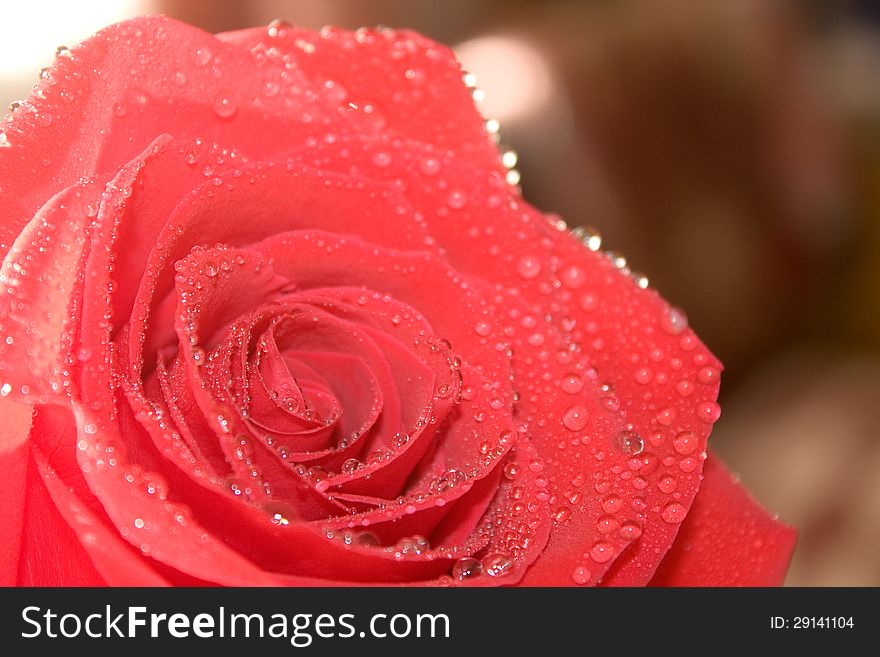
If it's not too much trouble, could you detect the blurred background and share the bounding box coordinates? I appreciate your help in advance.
[2,0,878,585]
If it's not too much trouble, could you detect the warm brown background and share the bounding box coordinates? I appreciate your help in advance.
[2,0,878,586]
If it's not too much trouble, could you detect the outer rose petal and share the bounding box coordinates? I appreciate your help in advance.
[644,456,796,586]
[0,398,32,584]
[0,400,107,585]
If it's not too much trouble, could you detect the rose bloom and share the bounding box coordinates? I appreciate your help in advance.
[0,17,794,586]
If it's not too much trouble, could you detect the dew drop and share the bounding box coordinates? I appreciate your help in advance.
[420,157,441,176]
[658,475,678,493]
[614,430,644,455]
[698,366,720,385]
[482,553,513,577]
[516,255,541,280]
[371,151,391,167]
[679,456,699,473]
[429,469,467,494]
[676,379,694,397]
[473,319,491,336]
[619,522,643,540]
[267,19,291,38]
[452,557,482,581]
[213,95,237,119]
[656,407,677,427]
[341,458,364,474]
[560,265,586,289]
[579,293,597,311]
[194,47,212,66]
[191,347,206,366]
[560,373,584,395]
[601,496,622,514]
[503,462,520,480]
[673,431,698,455]
[590,541,614,563]
[697,401,721,424]
[635,367,653,385]
[571,565,592,585]
[446,190,467,210]
[396,535,429,555]
[660,307,688,335]
[562,405,589,431]
[661,501,687,524]
[551,505,570,522]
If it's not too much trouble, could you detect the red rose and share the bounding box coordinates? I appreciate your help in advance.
[0,16,794,586]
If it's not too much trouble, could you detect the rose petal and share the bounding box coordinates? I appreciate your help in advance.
[0,398,33,584]
[644,455,796,587]
[217,23,503,173]
[0,182,102,402]
[15,447,106,586]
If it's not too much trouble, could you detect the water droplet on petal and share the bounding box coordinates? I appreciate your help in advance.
[562,405,589,431]
[571,565,592,585]
[341,458,364,474]
[473,320,491,336]
[656,407,677,427]
[420,157,441,175]
[561,373,584,394]
[661,501,687,524]
[213,95,237,119]
[697,401,721,424]
[429,469,467,494]
[658,475,678,493]
[482,553,513,577]
[267,19,291,38]
[601,496,622,514]
[698,366,720,384]
[619,522,643,540]
[673,431,698,455]
[396,535,429,555]
[560,265,586,289]
[194,47,212,66]
[372,151,391,167]
[676,379,694,396]
[661,307,689,335]
[614,430,644,455]
[452,557,482,581]
[516,255,541,280]
[590,541,614,563]
[447,190,467,210]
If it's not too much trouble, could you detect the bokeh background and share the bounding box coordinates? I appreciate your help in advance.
[2,0,878,586]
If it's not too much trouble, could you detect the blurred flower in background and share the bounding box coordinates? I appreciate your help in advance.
[3,0,878,585]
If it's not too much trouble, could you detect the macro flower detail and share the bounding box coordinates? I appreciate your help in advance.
[0,16,795,586]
